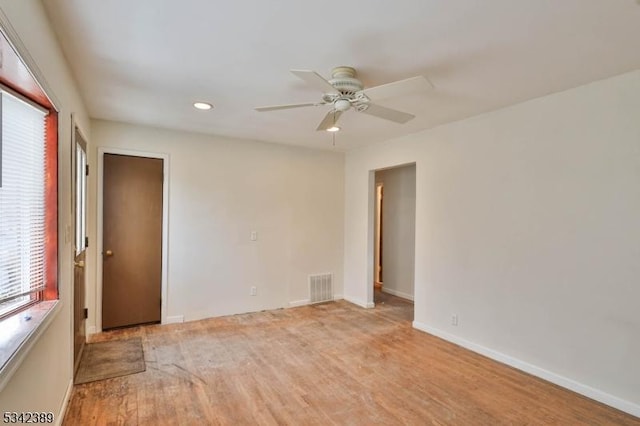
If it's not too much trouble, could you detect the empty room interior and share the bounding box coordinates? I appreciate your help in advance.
[0,0,639,424]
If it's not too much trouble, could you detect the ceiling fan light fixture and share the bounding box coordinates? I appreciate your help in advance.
[255,66,432,132]
[193,101,213,110]
[334,99,351,112]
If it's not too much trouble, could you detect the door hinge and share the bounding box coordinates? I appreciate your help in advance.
[85,236,89,248]
[85,164,89,176]
[83,308,88,319]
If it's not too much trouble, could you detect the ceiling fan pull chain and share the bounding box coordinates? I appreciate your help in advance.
[332,111,336,146]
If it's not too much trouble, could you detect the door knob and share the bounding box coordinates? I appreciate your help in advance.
[105,250,114,257]
[74,260,85,268]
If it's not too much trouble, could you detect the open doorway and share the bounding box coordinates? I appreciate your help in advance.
[373,164,416,305]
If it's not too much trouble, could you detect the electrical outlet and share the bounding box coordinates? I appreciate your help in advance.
[451,314,459,326]
[250,286,257,296]
[250,231,258,241]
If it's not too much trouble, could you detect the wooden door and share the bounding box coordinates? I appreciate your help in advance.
[102,154,163,330]
[73,127,88,373]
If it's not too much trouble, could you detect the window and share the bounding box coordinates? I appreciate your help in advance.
[0,90,50,317]
[0,26,58,325]
[75,138,87,255]
[0,22,59,390]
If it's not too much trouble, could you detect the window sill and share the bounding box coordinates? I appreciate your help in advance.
[0,300,61,393]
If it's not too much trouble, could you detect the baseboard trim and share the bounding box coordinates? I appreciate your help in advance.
[86,325,96,336]
[290,294,343,308]
[56,379,73,426]
[343,296,375,309]
[165,315,184,324]
[381,287,414,301]
[289,299,310,308]
[412,321,640,418]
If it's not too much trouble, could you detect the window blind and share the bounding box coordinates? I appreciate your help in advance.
[0,91,48,316]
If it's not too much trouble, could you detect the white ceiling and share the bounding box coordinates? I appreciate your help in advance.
[43,0,640,151]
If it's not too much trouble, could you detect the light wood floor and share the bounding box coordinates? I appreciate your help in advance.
[64,293,639,425]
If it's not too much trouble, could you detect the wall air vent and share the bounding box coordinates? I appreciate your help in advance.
[309,273,333,304]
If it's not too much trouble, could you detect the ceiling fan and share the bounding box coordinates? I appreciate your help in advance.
[255,66,433,131]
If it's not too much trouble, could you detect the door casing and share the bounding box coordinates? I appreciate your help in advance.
[72,120,88,373]
[95,147,169,333]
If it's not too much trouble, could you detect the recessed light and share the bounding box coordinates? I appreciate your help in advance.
[193,102,213,110]
[326,126,340,132]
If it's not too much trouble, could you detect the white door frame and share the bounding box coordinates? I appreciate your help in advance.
[70,114,89,366]
[96,147,170,332]
[374,182,383,285]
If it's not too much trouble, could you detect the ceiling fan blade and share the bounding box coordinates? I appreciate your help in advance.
[362,75,433,101]
[291,69,340,95]
[316,110,343,131]
[360,103,415,124]
[255,102,324,112]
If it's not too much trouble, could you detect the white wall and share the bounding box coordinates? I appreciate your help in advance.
[0,0,90,418]
[375,165,416,300]
[344,70,640,415]
[88,120,344,327]
[2,2,637,418]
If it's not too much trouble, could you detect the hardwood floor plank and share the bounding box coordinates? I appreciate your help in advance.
[64,295,639,425]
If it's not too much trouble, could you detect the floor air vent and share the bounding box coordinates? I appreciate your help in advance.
[309,273,333,303]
